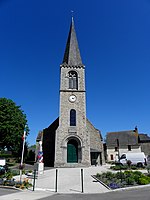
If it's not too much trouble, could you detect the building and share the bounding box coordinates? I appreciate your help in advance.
[36,17,104,167]
[106,127,141,162]
[138,133,150,157]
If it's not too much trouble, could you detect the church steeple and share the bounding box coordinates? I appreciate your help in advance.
[62,17,83,66]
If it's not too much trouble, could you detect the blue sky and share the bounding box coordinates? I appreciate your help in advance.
[1,0,150,145]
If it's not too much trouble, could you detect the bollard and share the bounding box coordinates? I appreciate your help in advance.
[33,169,36,191]
[81,168,84,193]
[55,169,58,192]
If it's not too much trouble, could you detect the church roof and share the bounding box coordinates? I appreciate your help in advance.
[62,17,83,66]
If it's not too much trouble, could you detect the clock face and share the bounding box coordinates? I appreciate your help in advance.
[69,95,76,102]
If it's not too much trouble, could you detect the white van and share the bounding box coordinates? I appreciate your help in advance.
[119,152,147,167]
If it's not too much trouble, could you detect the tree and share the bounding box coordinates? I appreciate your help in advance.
[0,98,29,157]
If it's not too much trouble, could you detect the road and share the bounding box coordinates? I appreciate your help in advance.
[0,186,150,200]
[0,187,19,196]
[40,187,150,200]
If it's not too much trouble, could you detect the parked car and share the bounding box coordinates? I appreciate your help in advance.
[0,165,6,175]
[118,152,147,167]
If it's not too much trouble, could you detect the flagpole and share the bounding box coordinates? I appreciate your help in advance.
[20,130,26,182]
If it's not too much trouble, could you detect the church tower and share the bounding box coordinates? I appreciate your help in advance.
[54,17,91,167]
[39,17,104,167]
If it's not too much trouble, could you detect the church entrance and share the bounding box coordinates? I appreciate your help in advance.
[67,139,78,163]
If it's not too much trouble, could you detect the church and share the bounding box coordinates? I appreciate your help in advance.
[36,17,104,167]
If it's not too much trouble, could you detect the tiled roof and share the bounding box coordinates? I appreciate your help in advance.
[139,134,150,141]
[106,130,139,147]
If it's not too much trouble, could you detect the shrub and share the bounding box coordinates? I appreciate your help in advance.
[23,178,32,188]
[115,171,125,180]
[131,165,137,170]
[0,154,12,158]
[96,173,101,178]
[146,164,150,174]
[110,165,128,170]
[125,177,135,185]
[133,171,142,176]
[138,177,150,185]
[95,170,150,189]
[124,170,132,176]
[11,169,20,176]
[105,172,114,179]
[5,171,13,180]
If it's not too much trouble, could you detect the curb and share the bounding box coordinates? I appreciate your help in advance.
[91,175,111,190]
[0,185,23,191]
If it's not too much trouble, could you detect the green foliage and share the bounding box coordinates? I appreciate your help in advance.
[26,149,35,162]
[5,171,13,180]
[110,165,128,170]
[11,169,20,176]
[23,178,32,188]
[0,98,29,157]
[146,164,150,174]
[0,154,12,158]
[96,170,150,189]
[125,177,135,185]
[105,172,114,179]
[110,164,140,171]
[133,171,142,176]
[131,165,137,170]
[115,171,125,179]
[138,177,150,185]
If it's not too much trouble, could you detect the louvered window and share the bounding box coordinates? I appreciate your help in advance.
[68,71,78,89]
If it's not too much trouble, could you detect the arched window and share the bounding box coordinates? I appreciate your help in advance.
[68,71,78,90]
[70,109,76,126]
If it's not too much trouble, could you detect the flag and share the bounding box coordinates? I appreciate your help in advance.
[22,131,26,141]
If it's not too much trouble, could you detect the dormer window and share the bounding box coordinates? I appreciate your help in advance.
[68,71,78,90]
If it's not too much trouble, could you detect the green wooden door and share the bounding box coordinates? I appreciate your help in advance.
[67,143,78,163]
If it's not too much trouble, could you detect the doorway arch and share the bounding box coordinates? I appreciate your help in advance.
[67,139,78,163]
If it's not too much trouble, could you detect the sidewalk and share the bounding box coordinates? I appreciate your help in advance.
[35,165,111,193]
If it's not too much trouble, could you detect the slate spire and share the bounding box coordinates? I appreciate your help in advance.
[62,17,83,66]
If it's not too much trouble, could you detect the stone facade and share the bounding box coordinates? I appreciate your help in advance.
[36,18,104,167]
[87,119,105,165]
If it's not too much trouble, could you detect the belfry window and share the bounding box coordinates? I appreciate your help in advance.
[68,71,78,90]
[70,109,76,126]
